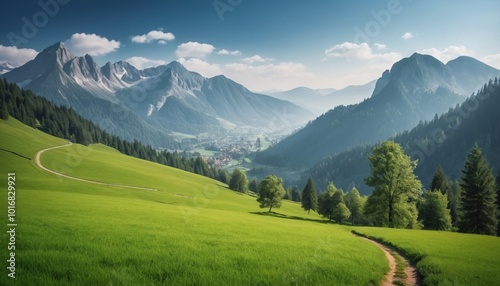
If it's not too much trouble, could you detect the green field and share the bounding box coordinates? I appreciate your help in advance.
[0,118,387,285]
[352,227,500,286]
[1,117,500,285]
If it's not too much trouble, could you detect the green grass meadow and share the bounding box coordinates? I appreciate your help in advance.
[1,117,500,285]
[352,227,500,286]
[0,118,387,285]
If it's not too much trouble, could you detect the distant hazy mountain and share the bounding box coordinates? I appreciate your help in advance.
[302,79,500,194]
[1,42,312,148]
[256,53,500,169]
[265,82,374,115]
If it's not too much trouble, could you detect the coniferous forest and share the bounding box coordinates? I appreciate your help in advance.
[303,78,500,194]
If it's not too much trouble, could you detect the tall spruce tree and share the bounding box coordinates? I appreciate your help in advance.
[301,176,318,214]
[459,144,498,235]
[0,95,8,120]
[431,165,450,195]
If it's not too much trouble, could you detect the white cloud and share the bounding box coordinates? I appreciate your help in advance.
[131,30,175,44]
[177,58,222,78]
[174,56,314,90]
[217,49,241,56]
[224,61,314,91]
[175,42,215,58]
[126,56,166,70]
[324,42,401,62]
[401,32,414,40]
[64,33,120,56]
[374,43,387,50]
[241,55,272,64]
[0,45,38,67]
[419,45,475,62]
[482,53,500,69]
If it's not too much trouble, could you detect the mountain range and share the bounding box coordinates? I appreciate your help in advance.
[302,79,500,194]
[255,53,500,169]
[1,42,313,148]
[264,81,376,115]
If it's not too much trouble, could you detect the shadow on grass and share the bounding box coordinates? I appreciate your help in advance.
[249,211,331,224]
[0,148,31,160]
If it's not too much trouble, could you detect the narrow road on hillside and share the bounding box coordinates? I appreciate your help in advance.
[35,143,158,192]
[355,233,420,286]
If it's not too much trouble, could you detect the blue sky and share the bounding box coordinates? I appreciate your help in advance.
[1,0,499,91]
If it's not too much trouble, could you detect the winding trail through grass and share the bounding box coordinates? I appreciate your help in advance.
[355,233,420,286]
[35,143,158,192]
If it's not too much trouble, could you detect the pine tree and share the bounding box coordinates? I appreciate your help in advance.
[431,165,449,195]
[496,174,500,236]
[301,176,318,214]
[459,144,498,235]
[0,96,8,120]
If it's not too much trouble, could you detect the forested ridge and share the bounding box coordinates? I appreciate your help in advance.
[0,79,229,183]
[303,78,500,194]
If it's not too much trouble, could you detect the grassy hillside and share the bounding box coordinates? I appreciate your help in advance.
[353,227,500,285]
[0,118,387,285]
[2,117,500,285]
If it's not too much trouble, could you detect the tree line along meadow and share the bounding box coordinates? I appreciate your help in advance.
[229,140,500,236]
[1,79,499,236]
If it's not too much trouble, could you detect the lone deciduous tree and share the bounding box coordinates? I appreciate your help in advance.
[257,175,286,212]
[364,141,422,228]
[459,144,498,235]
[301,176,318,214]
